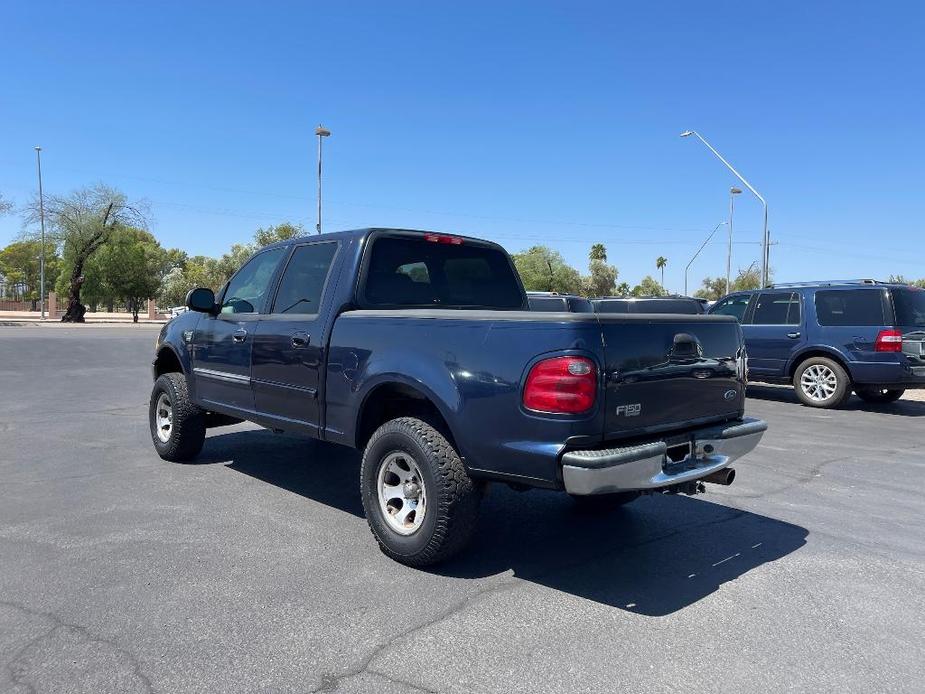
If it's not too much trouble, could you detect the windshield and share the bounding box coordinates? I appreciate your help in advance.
[363,235,525,309]
[892,288,925,327]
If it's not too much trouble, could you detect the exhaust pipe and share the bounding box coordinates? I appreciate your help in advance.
[702,467,735,486]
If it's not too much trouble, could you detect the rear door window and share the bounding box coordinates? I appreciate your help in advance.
[815,289,886,326]
[271,242,338,314]
[751,292,800,325]
[593,299,631,313]
[632,299,701,314]
[891,288,925,327]
[363,235,524,309]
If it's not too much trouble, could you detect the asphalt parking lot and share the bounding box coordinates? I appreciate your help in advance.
[1,325,923,694]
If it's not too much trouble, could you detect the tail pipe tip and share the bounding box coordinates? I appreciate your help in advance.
[702,467,736,486]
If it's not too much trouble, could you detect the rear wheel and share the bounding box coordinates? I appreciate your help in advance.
[360,417,483,567]
[793,357,851,409]
[570,491,640,513]
[855,387,904,404]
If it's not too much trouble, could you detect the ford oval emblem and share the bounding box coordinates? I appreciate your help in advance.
[723,389,737,401]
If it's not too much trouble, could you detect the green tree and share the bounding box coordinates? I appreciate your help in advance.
[731,262,762,291]
[158,255,227,307]
[579,244,619,297]
[656,256,668,287]
[0,240,62,307]
[615,281,631,296]
[83,227,175,321]
[694,276,729,301]
[254,222,304,248]
[889,275,925,288]
[27,184,147,312]
[512,245,582,294]
[583,259,618,297]
[632,275,667,297]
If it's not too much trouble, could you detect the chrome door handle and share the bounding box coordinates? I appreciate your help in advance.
[232,328,248,343]
[290,332,310,348]
[787,332,801,339]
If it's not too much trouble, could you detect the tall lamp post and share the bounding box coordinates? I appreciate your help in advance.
[727,187,742,294]
[34,146,47,319]
[680,130,770,287]
[315,124,331,234]
[684,221,727,296]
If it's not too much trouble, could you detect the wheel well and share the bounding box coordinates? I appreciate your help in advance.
[788,350,851,379]
[356,383,455,450]
[154,347,183,378]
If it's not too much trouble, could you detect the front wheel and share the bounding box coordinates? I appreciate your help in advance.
[149,373,206,461]
[360,417,483,567]
[855,387,905,404]
[793,357,851,409]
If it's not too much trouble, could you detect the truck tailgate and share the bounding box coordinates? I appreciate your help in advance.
[599,314,746,439]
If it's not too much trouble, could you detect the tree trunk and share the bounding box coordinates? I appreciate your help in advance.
[61,261,87,322]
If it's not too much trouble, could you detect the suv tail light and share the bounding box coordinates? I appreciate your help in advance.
[523,356,597,414]
[875,329,903,352]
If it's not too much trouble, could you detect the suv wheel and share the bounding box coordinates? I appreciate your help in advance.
[855,387,905,404]
[793,357,851,409]
[360,417,483,567]
[149,373,206,461]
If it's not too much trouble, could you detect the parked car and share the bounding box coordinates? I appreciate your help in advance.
[150,228,766,565]
[709,280,925,408]
[526,291,594,312]
[593,296,706,315]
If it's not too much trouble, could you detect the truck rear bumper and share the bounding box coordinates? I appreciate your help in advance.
[561,418,767,495]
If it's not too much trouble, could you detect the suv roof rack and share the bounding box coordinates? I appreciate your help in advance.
[768,279,885,289]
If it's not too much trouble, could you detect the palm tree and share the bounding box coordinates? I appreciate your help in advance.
[589,244,607,262]
[656,256,667,288]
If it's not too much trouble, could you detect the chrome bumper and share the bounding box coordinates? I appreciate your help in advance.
[562,418,767,495]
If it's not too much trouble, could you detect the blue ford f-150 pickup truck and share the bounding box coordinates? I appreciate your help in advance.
[150,228,766,565]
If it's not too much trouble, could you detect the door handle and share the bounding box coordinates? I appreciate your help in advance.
[291,332,310,348]
[232,328,248,343]
[787,332,801,339]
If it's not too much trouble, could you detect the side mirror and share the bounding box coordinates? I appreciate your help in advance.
[186,287,217,314]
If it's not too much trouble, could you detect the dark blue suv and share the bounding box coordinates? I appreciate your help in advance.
[709,281,925,408]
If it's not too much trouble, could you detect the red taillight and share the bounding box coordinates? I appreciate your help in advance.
[875,329,903,352]
[424,233,464,245]
[523,356,597,414]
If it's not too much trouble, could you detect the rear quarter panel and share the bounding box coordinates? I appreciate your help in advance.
[324,310,607,486]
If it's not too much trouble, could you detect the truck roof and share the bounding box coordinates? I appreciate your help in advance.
[260,227,499,251]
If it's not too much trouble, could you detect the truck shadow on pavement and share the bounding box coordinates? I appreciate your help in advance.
[746,384,925,417]
[200,428,808,616]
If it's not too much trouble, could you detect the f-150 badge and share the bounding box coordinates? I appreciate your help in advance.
[615,403,642,417]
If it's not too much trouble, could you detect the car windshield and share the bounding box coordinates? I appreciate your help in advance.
[892,288,925,327]
[364,235,525,309]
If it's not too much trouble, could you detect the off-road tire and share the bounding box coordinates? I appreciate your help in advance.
[149,373,206,462]
[793,357,852,409]
[361,417,483,567]
[569,491,640,513]
[855,387,905,404]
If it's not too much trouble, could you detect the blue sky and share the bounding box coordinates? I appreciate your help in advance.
[2,1,923,292]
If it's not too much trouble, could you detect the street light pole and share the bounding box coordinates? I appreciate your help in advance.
[684,222,727,296]
[315,124,331,234]
[728,187,742,295]
[35,146,47,319]
[680,130,770,287]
